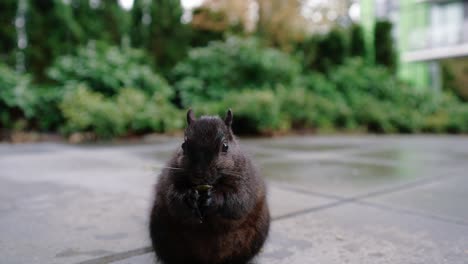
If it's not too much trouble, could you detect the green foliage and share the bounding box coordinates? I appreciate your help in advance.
[330,59,422,105]
[60,85,182,138]
[374,20,397,73]
[3,7,468,139]
[71,0,128,44]
[280,87,347,130]
[173,37,301,106]
[329,59,431,132]
[117,88,184,133]
[223,89,288,134]
[60,84,124,138]
[192,89,288,135]
[25,0,131,81]
[189,28,225,48]
[131,0,189,74]
[26,0,85,81]
[0,64,36,129]
[441,59,468,102]
[423,94,468,133]
[319,28,348,69]
[349,24,366,57]
[32,85,65,131]
[48,43,173,97]
[300,27,348,73]
[0,0,17,65]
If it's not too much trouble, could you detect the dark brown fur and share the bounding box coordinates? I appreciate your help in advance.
[149,109,270,264]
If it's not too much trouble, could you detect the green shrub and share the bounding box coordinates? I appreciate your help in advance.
[446,104,468,133]
[351,95,395,133]
[191,89,289,135]
[330,59,397,100]
[60,85,183,138]
[32,85,65,131]
[423,95,468,133]
[318,28,348,70]
[297,73,343,101]
[300,27,348,73]
[0,64,36,130]
[48,42,173,97]
[349,23,366,58]
[330,59,429,106]
[374,20,397,73]
[60,84,126,138]
[279,86,352,130]
[173,37,301,106]
[223,89,289,134]
[279,87,316,128]
[117,89,185,134]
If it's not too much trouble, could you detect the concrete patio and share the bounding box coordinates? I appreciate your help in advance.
[0,136,467,263]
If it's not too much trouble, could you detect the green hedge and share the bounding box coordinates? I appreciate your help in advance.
[2,32,468,139]
[48,42,173,97]
[60,85,183,138]
[173,37,301,106]
[0,64,35,130]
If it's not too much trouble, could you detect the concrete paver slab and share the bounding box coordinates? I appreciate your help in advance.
[1,136,468,264]
[257,203,468,264]
[366,174,468,224]
[261,159,460,198]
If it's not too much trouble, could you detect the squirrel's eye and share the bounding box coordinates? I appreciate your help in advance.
[222,142,229,153]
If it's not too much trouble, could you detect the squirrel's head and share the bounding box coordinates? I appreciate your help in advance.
[181,109,237,185]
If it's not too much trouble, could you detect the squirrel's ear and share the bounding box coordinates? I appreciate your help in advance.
[224,109,233,128]
[187,108,195,125]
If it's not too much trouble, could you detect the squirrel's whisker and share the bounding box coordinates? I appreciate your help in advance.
[219,170,244,178]
[151,165,185,171]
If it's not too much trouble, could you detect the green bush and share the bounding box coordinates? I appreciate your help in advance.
[60,84,126,138]
[0,64,36,130]
[423,94,468,133]
[279,86,352,131]
[223,89,289,134]
[60,85,183,138]
[111,87,183,134]
[32,85,65,131]
[374,20,397,73]
[48,42,173,97]
[300,27,348,73]
[0,0,16,65]
[173,37,301,106]
[298,73,342,101]
[318,28,348,71]
[330,59,428,105]
[191,89,289,135]
[349,23,366,58]
[351,95,395,133]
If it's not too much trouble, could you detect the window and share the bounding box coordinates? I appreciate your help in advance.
[429,1,464,48]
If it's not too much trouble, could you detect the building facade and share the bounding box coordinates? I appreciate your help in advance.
[361,0,468,92]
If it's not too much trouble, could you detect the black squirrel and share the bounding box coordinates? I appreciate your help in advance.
[149,109,270,264]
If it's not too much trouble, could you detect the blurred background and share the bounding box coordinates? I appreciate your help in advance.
[2,2,468,263]
[1,0,468,141]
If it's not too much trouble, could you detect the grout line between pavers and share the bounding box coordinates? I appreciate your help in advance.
[355,200,468,227]
[272,172,468,227]
[75,246,153,264]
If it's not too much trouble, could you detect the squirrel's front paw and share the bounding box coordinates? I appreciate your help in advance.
[185,189,200,209]
[198,188,212,208]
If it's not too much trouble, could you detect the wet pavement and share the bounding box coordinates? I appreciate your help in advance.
[1,136,468,263]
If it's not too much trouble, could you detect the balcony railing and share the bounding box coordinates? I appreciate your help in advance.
[407,20,468,51]
[403,21,468,62]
